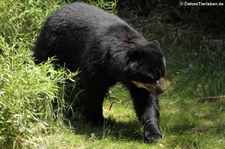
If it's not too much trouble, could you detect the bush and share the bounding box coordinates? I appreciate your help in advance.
[0,41,73,147]
[0,0,77,147]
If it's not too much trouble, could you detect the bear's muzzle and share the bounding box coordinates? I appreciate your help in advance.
[131,77,166,95]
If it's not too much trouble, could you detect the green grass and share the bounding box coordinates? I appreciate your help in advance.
[22,84,225,148]
[0,0,225,148]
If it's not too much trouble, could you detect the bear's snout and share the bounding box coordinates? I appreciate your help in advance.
[131,77,166,95]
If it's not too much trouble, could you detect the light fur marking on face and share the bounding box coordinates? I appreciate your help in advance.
[131,81,152,91]
[131,77,166,95]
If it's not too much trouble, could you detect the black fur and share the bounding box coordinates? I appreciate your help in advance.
[34,2,166,142]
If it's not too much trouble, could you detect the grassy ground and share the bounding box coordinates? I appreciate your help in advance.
[25,83,225,148]
[0,0,225,148]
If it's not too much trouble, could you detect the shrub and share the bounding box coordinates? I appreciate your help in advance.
[0,0,76,147]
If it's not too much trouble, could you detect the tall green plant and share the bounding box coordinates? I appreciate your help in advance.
[0,0,77,147]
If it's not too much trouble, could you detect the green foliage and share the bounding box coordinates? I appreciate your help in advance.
[0,0,77,147]
[117,0,225,34]
[90,0,117,14]
[0,46,71,147]
[66,0,117,14]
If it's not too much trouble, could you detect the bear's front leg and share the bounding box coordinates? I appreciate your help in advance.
[125,83,162,142]
[142,95,162,142]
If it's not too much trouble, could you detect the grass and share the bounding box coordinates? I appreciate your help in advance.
[0,0,225,148]
[23,84,225,148]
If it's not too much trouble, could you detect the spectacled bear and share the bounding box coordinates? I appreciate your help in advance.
[34,2,166,142]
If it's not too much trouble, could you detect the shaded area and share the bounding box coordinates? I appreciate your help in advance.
[62,82,145,143]
[69,119,144,142]
[117,0,225,34]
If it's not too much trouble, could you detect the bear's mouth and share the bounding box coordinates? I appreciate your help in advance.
[131,77,166,95]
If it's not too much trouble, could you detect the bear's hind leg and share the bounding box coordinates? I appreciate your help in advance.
[82,82,109,125]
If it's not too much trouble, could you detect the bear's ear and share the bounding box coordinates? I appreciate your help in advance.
[127,49,143,60]
[150,40,160,48]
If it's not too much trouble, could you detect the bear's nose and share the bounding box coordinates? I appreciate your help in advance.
[156,85,166,94]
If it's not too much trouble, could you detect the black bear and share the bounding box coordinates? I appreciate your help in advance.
[34,2,166,142]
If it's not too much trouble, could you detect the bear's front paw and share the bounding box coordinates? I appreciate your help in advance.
[144,131,162,142]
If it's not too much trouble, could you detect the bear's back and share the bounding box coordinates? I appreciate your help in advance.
[34,2,144,69]
[48,2,125,29]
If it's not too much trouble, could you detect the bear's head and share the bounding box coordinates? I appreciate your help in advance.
[126,40,166,95]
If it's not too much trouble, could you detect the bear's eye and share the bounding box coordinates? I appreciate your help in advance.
[153,68,162,80]
[155,67,166,78]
